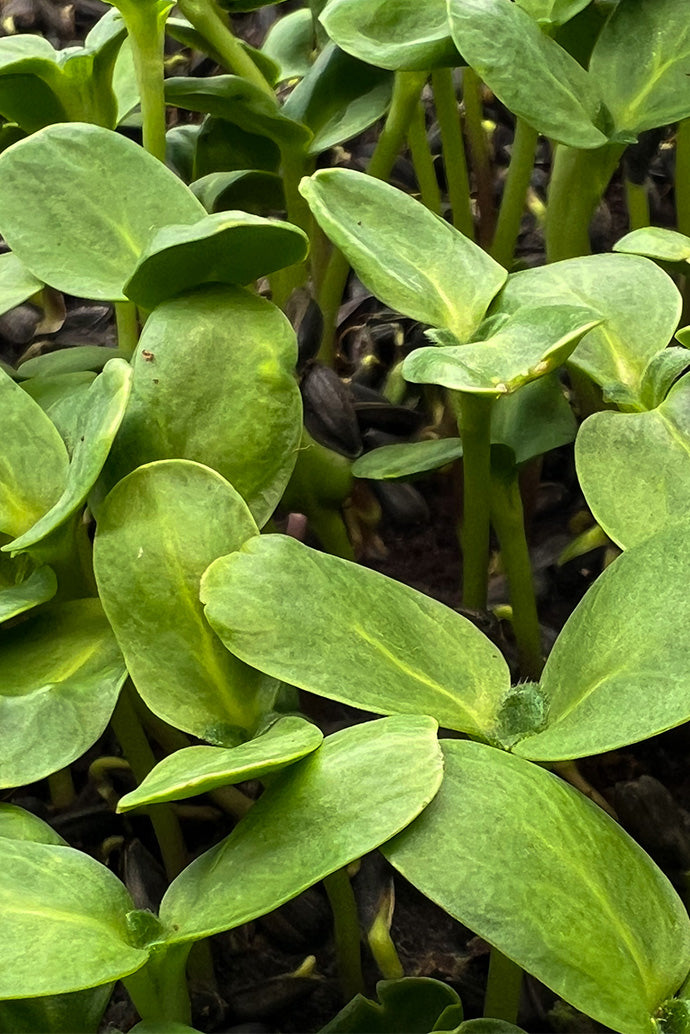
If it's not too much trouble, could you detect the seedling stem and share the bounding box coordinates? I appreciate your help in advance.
[431,67,474,239]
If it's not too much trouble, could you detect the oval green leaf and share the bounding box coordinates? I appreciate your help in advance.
[492,254,681,401]
[189,170,285,214]
[320,0,458,71]
[93,460,267,743]
[160,715,443,942]
[0,598,126,788]
[404,306,600,395]
[300,169,507,341]
[201,534,510,739]
[282,43,393,156]
[0,564,57,623]
[117,716,323,811]
[352,438,463,480]
[17,345,127,380]
[123,212,309,310]
[164,76,312,150]
[6,360,132,553]
[515,523,690,760]
[615,227,690,266]
[384,740,690,1034]
[106,285,301,527]
[0,838,147,997]
[262,8,315,82]
[0,368,69,538]
[0,123,205,301]
[515,0,590,27]
[447,0,607,148]
[0,252,43,317]
[589,0,690,137]
[21,373,96,455]
[576,373,690,549]
[0,803,66,846]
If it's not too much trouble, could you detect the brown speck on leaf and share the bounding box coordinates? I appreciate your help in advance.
[152,378,159,385]
[142,350,155,362]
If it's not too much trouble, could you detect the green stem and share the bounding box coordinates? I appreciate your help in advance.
[408,98,442,215]
[456,392,493,610]
[677,118,690,236]
[48,766,75,809]
[323,868,365,1002]
[124,943,193,1025]
[490,119,539,268]
[431,67,474,239]
[309,509,356,561]
[118,0,168,161]
[367,893,404,980]
[115,301,139,359]
[484,947,523,1025]
[271,147,312,307]
[462,67,495,246]
[177,0,274,97]
[625,178,650,231]
[489,465,543,680]
[545,142,624,262]
[110,683,188,881]
[316,70,427,364]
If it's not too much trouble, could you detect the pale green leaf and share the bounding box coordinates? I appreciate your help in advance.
[160,716,443,942]
[384,741,690,1034]
[201,535,510,739]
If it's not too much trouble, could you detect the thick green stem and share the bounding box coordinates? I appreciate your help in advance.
[124,943,193,1025]
[48,767,75,809]
[431,67,474,239]
[490,119,539,268]
[489,465,543,680]
[484,948,523,1025]
[408,98,442,215]
[316,70,427,364]
[456,392,493,610]
[177,0,274,97]
[118,0,168,161]
[110,683,188,881]
[462,67,495,246]
[323,868,365,1002]
[677,118,690,237]
[115,301,139,359]
[625,178,650,231]
[545,142,624,262]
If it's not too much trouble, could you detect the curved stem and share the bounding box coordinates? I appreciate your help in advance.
[408,98,442,215]
[462,67,495,246]
[456,391,493,610]
[490,119,538,268]
[431,67,474,239]
[323,867,364,1002]
[317,70,427,363]
[177,0,274,97]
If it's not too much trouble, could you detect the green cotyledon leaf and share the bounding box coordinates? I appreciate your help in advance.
[515,522,690,761]
[201,534,510,739]
[300,168,506,341]
[384,740,690,1034]
[160,716,443,942]
[0,837,148,998]
[93,460,266,744]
